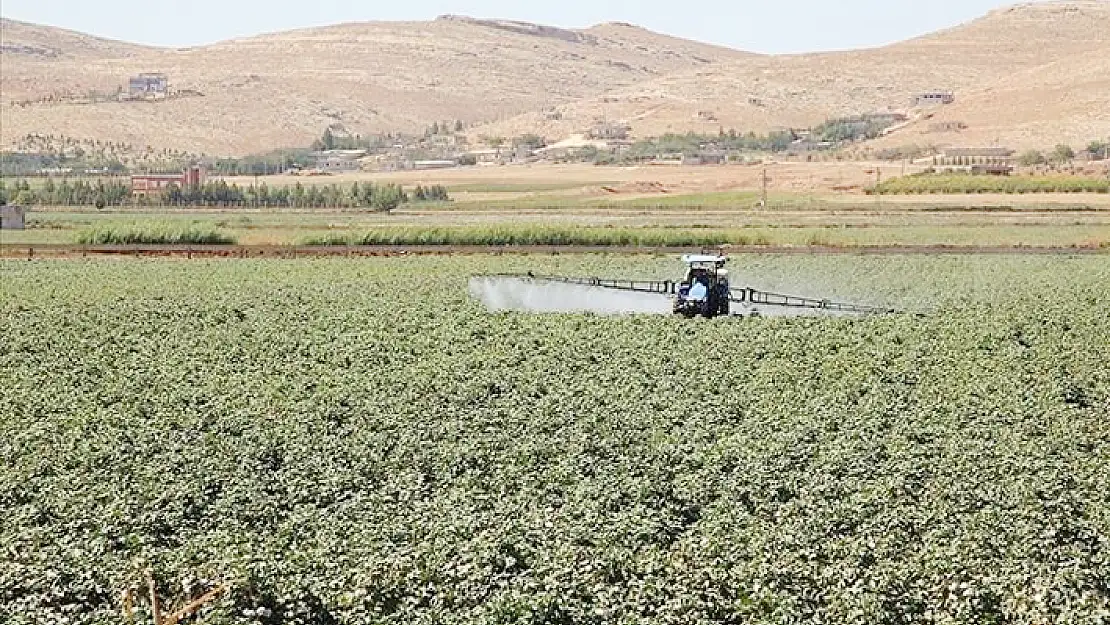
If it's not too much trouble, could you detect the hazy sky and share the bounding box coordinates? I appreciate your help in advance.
[2,0,1024,53]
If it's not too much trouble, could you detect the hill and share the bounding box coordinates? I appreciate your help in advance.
[472,1,1110,149]
[2,1,1109,155]
[0,17,747,155]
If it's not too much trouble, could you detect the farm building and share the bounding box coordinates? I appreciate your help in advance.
[1,205,27,230]
[128,73,168,98]
[935,147,1015,166]
[131,166,206,195]
[930,148,1015,175]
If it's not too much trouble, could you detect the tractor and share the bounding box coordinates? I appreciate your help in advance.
[673,254,732,318]
[482,254,894,318]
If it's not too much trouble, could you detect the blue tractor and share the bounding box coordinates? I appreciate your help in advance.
[673,255,731,318]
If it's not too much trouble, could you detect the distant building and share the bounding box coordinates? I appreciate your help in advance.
[1,205,26,230]
[131,166,206,196]
[940,147,1014,159]
[933,148,1015,173]
[128,73,168,99]
[413,160,458,170]
[313,150,365,173]
[464,148,507,165]
[913,91,955,106]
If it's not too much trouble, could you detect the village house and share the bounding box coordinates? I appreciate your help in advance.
[313,150,366,173]
[127,73,169,100]
[464,148,508,165]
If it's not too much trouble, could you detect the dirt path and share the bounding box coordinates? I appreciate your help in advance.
[3,243,1106,260]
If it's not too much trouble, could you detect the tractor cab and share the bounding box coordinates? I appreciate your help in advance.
[674,255,731,318]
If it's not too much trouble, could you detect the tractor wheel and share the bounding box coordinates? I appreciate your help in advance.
[702,298,716,319]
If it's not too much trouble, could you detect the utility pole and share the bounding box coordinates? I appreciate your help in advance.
[760,166,768,208]
[876,167,882,210]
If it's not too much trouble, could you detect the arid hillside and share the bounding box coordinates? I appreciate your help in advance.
[0,17,746,155]
[474,1,1110,149]
[2,1,1108,155]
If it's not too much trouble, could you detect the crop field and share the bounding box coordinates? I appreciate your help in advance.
[871,174,1110,196]
[6,206,1110,249]
[2,254,1109,624]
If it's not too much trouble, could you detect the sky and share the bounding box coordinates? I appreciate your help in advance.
[2,0,1025,54]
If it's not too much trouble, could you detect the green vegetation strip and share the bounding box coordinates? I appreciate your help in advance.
[870,174,1110,195]
[2,255,1108,622]
[304,226,770,247]
[77,226,237,245]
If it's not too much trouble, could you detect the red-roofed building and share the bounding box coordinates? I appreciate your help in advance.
[131,166,206,196]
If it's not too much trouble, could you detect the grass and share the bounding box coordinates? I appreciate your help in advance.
[76,226,237,245]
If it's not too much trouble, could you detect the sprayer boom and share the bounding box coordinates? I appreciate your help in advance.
[487,252,896,318]
[497,274,676,295]
[731,288,894,315]
[490,272,892,318]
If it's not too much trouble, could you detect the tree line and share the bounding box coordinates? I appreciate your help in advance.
[0,179,450,210]
[1,178,130,208]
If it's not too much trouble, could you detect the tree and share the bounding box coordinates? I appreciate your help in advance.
[1051,144,1075,164]
[321,128,336,151]
[371,184,407,212]
[1017,150,1046,167]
